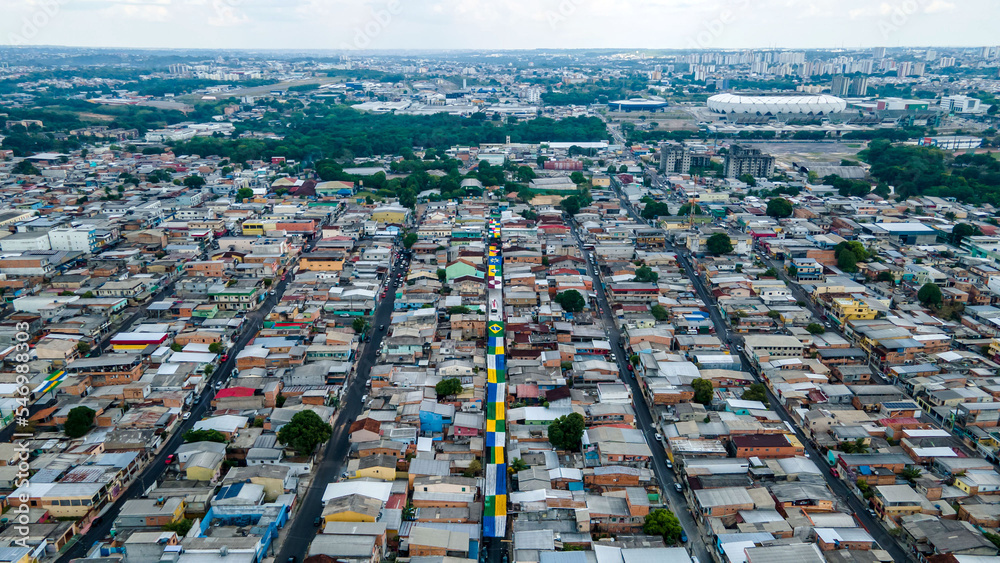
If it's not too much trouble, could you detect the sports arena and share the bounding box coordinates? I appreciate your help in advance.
[707,93,847,115]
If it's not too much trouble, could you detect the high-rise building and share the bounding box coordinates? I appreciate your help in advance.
[897,62,913,77]
[831,75,851,96]
[724,145,775,179]
[912,63,926,77]
[873,47,887,59]
[938,57,957,68]
[925,49,937,61]
[848,76,869,96]
[660,143,692,175]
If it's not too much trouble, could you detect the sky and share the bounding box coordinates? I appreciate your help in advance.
[0,0,997,51]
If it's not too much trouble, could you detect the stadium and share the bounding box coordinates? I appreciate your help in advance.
[707,93,847,115]
[607,98,670,112]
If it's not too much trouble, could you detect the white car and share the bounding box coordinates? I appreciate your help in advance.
[182,412,191,420]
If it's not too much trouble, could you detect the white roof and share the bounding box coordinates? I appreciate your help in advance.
[708,93,847,114]
[168,352,217,363]
[321,481,392,504]
[193,415,248,434]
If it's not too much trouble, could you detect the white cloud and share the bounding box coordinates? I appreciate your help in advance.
[924,0,955,13]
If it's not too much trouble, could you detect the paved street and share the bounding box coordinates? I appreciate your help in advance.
[603,181,913,562]
[57,274,293,562]
[568,220,711,563]
[272,254,405,563]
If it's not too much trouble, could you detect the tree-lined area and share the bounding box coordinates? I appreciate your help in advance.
[174,109,607,162]
[860,140,1000,205]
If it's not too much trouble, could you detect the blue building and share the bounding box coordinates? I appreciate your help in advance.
[419,399,455,434]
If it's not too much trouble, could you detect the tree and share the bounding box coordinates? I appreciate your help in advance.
[403,232,418,248]
[876,271,895,283]
[236,187,254,200]
[183,175,206,189]
[203,364,215,377]
[64,406,96,438]
[263,278,273,287]
[163,518,194,536]
[277,410,333,456]
[170,343,183,352]
[738,173,757,187]
[650,305,668,322]
[560,193,592,215]
[691,378,714,405]
[82,291,94,298]
[706,233,734,256]
[619,165,628,173]
[917,283,943,307]
[352,317,369,334]
[207,342,224,355]
[548,412,586,451]
[837,251,858,273]
[570,171,587,185]
[76,342,91,355]
[763,267,778,277]
[184,429,227,443]
[678,203,702,216]
[641,201,671,220]
[951,223,982,246]
[276,394,286,408]
[510,458,529,473]
[633,265,659,283]
[436,269,446,282]
[806,323,826,334]
[766,198,793,218]
[643,509,683,544]
[463,459,482,478]
[11,160,41,175]
[787,265,798,277]
[554,290,585,313]
[841,438,869,454]
[741,383,767,403]
[901,466,923,483]
[436,378,463,398]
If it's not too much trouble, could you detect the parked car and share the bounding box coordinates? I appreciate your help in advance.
[313,517,322,527]
[655,433,663,442]
[679,531,687,543]
[182,412,191,420]
[165,454,176,465]
[221,354,229,362]
[674,482,683,493]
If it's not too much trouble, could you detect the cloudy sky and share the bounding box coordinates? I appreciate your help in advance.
[0,0,995,51]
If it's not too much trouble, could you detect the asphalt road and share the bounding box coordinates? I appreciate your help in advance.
[568,220,711,563]
[671,249,913,563]
[57,274,293,562]
[272,256,404,563]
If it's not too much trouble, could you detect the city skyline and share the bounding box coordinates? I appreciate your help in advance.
[0,0,997,51]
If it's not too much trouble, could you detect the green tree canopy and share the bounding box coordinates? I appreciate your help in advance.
[837,251,858,273]
[951,223,982,246]
[208,342,223,354]
[236,187,254,200]
[554,290,586,313]
[277,410,333,456]
[162,518,194,536]
[643,509,683,543]
[633,265,659,283]
[183,429,227,443]
[691,378,714,405]
[741,383,767,403]
[11,160,41,175]
[64,406,96,438]
[436,378,463,398]
[641,201,671,220]
[183,175,206,189]
[403,232,418,248]
[766,197,793,218]
[806,323,826,334]
[917,283,943,307]
[650,304,668,321]
[548,412,586,451]
[678,203,703,216]
[706,233,734,255]
[352,317,369,333]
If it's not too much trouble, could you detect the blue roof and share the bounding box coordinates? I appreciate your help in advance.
[216,482,245,500]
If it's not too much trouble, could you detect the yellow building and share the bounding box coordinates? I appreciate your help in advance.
[989,338,1000,360]
[371,206,410,225]
[322,494,383,523]
[11,482,107,518]
[241,221,273,236]
[349,454,398,482]
[299,253,346,272]
[872,484,924,521]
[832,298,878,322]
[185,452,224,481]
